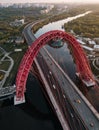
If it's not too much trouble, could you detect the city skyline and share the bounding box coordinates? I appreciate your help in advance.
[1,0,99,3]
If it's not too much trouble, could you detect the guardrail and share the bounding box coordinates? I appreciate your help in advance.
[0,85,16,98]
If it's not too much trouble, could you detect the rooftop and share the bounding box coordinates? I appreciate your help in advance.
[77,39,86,45]
[82,45,94,51]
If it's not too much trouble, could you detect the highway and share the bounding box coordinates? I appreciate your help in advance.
[22,21,99,130]
[23,20,44,45]
[35,53,88,130]
[23,22,36,45]
[37,47,99,130]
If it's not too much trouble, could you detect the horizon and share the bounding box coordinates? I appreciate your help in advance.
[1,0,99,4]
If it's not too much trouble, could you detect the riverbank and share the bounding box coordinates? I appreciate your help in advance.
[64,8,99,38]
[32,6,90,33]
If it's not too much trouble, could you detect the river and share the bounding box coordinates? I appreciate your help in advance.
[1,11,99,130]
[34,11,92,82]
[35,11,91,37]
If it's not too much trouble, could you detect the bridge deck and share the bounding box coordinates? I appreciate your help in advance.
[37,47,99,130]
[23,21,99,130]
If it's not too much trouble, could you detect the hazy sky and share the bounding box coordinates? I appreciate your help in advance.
[1,0,99,3]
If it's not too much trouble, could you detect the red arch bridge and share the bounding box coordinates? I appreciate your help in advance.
[15,30,96,101]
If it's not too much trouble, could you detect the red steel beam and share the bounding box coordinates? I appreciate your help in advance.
[16,30,95,100]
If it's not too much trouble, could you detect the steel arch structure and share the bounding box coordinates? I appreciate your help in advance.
[16,30,95,100]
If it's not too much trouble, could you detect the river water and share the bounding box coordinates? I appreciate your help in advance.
[1,11,99,130]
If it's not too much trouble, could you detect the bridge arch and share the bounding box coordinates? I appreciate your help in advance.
[16,30,95,99]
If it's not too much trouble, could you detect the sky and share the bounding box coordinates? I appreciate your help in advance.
[1,0,99,3]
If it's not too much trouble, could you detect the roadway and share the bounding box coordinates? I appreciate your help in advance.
[23,20,44,45]
[22,21,99,130]
[23,22,36,45]
[35,52,88,130]
[37,47,99,130]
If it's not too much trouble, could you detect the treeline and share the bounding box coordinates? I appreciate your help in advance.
[0,6,47,43]
[0,7,45,22]
[64,8,99,38]
[0,20,23,43]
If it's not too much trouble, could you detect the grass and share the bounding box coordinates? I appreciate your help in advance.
[3,44,27,87]
[0,72,5,81]
[90,61,99,76]
[0,43,15,52]
[0,61,10,71]
[0,50,2,55]
[0,54,4,59]
[0,49,4,59]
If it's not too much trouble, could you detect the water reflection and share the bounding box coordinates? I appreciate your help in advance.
[45,40,99,112]
[46,42,76,82]
[35,11,91,38]
[0,74,63,130]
